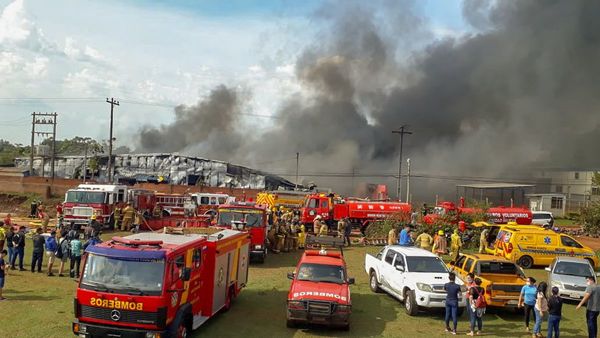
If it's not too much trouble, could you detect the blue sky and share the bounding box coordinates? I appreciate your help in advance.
[0,0,466,146]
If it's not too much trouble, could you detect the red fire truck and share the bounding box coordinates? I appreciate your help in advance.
[63,184,128,227]
[301,193,412,231]
[423,198,532,225]
[286,235,354,330]
[216,203,268,263]
[73,227,250,338]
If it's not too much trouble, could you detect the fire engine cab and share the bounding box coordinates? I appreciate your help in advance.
[216,203,268,263]
[73,227,250,338]
[286,235,354,330]
[63,184,128,226]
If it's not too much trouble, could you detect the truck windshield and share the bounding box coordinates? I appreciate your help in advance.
[66,191,106,204]
[554,262,594,277]
[406,256,448,273]
[297,263,345,284]
[81,254,165,295]
[218,209,263,227]
[479,261,522,275]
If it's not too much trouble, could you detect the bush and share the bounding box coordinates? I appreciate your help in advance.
[580,202,600,236]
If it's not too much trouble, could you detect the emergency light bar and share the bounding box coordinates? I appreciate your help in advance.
[111,236,163,247]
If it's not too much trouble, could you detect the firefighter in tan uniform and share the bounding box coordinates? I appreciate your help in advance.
[113,204,122,230]
[387,226,398,245]
[318,221,328,237]
[276,220,287,253]
[313,215,323,234]
[121,204,135,231]
[267,223,279,254]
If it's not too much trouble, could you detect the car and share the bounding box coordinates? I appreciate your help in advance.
[286,236,354,330]
[365,245,467,316]
[546,257,598,300]
[492,225,599,269]
[532,211,554,227]
[448,253,526,308]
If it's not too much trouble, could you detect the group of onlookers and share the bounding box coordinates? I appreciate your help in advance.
[441,272,599,337]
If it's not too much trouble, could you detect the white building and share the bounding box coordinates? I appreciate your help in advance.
[534,169,600,212]
[526,193,567,217]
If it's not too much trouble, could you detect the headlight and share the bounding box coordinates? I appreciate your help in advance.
[416,283,433,292]
[336,304,351,312]
[288,300,305,310]
[65,209,73,215]
[254,245,263,250]
[78,324,87,333]
[145,333,161,338]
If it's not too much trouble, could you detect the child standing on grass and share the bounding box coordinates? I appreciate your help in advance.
[0,249,6,300]
[547,286,562,338]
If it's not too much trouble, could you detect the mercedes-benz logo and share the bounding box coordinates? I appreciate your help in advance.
[111,309,121,322]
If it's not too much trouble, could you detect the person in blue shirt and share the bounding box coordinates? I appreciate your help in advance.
[398,225,413,246]
[444,272,462,334]
[83,233,102,251]
[44,230,58,276]
[518,276,538,332]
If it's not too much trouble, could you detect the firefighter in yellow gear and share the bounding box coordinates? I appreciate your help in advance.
[450,229,462,262]
[415,231,433,251]
[337,219,346,238]
[267,224,279,254]
[297,224,306,249]
[387,226,398,245]
[432,230,447,255]
[121,204,135,231]
[318,222,328,237]
[276,221,287,252]
[113,205,122,230]
[479,228,489,253]
[313,215,323,234]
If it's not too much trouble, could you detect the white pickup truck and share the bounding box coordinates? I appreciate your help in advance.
[365,245,467,316]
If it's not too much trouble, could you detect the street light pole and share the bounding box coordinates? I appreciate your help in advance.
[392,125,412,201]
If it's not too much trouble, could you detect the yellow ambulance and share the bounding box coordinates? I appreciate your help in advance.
[493,225,598,269]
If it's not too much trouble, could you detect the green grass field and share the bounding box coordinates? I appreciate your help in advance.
[0,233,590,338]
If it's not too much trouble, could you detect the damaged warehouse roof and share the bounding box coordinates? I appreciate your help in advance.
[14,153,298,191]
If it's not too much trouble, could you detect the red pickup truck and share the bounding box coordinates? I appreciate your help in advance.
[286,236,354,330]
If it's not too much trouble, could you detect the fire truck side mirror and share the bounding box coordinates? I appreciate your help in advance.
[181,267,192,282]
[287,272,295,280]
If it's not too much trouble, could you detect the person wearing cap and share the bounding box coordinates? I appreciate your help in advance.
[433,230,447,255]
[45,230,58,276]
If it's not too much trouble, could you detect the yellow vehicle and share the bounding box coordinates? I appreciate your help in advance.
[475,222,543,255]
[492,225,599,269]
[256,191,307,210]
[448,253,526,308]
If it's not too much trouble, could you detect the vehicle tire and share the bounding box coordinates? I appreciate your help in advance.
[162,210,171,218]
[167,312,191,338]
[256,249,266,264]
[369,271,381,293]
[222,287,235,312]
[586,258,596,269]
[517,255,534,269]
[286,319,296,328]
[404,290,418,316]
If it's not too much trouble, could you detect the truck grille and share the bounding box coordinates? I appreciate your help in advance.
[307,301,333,315]
[432,284,446,293]
[81,305,159,325]
[564,284,586,292]
[73,207,93,217]
[491,284,523,293]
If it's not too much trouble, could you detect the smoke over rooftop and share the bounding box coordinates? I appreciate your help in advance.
[137,0,600,200]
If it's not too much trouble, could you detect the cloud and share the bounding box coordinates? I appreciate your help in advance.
[64,37,106,63]
[0,0,54,52]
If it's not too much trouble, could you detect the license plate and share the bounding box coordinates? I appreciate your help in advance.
[507,300,518,305]
[571,293,582,299]
[312,316,327,322]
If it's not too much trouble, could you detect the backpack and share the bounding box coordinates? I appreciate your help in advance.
[473,287,487,309]
[55,239,65,259]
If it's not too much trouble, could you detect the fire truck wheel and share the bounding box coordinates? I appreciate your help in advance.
[222,286,235,312]
[369,270,381,293]
[517,255,533,269]
[168,312,192,338]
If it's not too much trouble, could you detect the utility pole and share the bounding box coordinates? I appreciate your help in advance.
[295,152,299,190]
[30,112,36,176]
[106,97,119,182]
[83,142,88,183]
[392,125,412,201]
[30,112,58,178]
[406,158,411,203]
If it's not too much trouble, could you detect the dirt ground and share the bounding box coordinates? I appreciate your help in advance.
[575,235,600,250]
